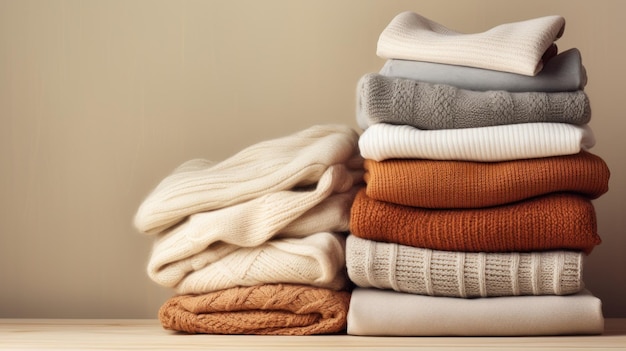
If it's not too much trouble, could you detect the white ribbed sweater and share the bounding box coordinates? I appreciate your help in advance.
[358,122,595,162]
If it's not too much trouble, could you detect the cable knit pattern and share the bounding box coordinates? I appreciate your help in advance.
[377,11,566,76]
[363,151,610,208]
[159,284,351,335]
[358,122,595,162]
[379,48,587,92]
[169,232,348,295]
[134,124,363,234]
[350,189,600,254]
[356,73,591,130]
[346,235,583,298]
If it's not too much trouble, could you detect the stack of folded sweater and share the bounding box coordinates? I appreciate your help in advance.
[133,124,364,335]
[346,11,610,336]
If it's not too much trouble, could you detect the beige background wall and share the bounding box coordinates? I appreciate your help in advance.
[1,0,624,318]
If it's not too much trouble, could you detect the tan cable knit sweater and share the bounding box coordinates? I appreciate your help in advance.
[158,284,350,335]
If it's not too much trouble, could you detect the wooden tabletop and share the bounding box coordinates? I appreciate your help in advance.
[1,318,625,350]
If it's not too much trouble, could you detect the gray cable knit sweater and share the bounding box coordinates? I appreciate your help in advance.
[356,73,591,130]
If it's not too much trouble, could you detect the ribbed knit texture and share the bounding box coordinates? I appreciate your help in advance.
[356,73,590,130]
[159,284,351,335]
[358,122,595,162]
[346,235,583,298]
[363,151,609,208]
[347,288,604,336]
[350,189,600,254]
[379,48,587,92]
[166,232,348,295]
[377,11,566,76]
[134,124,363,234]
[147,165,358,290]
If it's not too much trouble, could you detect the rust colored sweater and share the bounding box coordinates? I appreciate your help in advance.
[158,284,350,335]
[350,189,600,254]
[364,151,609,208]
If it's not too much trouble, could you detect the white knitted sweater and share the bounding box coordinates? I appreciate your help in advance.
[147,165,359,294]
[358,122,595,162]
[134,124,362,234]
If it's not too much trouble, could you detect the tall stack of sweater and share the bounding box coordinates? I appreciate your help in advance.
[133,124,364,335]
[346,11,610,336]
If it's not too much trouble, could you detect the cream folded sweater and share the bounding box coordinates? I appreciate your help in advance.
[346,235,583,298]
[162,232,348,295]
[347,288,604,336]
[148,165,358,293]
[134,124,362,234]
[358,123,595,162]
[377,11,566,76]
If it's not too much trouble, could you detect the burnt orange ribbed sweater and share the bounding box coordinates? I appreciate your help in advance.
[350,189,600,254]
[158,284,350,335]
[364,151,609,208]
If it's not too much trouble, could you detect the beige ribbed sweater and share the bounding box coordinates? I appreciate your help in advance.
[346,235,583,298]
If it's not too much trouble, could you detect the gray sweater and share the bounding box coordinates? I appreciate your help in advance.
[379,48,587,92]
[357,73,591,130]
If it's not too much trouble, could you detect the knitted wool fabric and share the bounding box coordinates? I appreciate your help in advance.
[159,284,351,335]
[166,232,348,295]
[377,11,566,76]
[347,288,604,336]
[364,151,610,208]
[356,73,590,130]
[134,124,363,234]
[379,48,587,92]
[350,189,600,254]
[148,167,357,290]
[346,235,583,298]
[358,123,595,162]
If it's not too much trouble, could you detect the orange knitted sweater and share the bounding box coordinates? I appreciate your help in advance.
[364,151,610,208]
[158,284,350,335]
[350,189,600,254]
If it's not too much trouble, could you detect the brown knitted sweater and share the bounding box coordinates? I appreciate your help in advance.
[364,151,609,208]
[158,284,351,335]
[350,189,600,254]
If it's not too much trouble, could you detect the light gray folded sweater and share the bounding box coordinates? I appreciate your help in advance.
[379,48,587,92]
[356,73,591,130]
